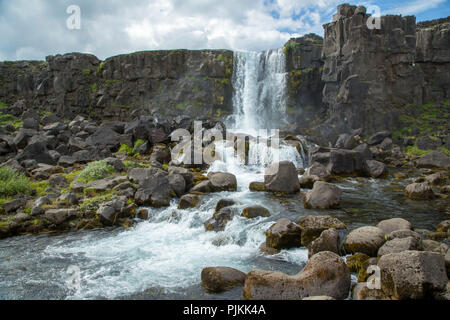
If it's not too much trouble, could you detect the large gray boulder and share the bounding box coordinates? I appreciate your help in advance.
[377,218,412,234]
[243,251,351,300]
[404,183,435,200]
[344,226,386,257]
[134,173,171,207]
[207,172,237,192]
[364,160,386,178]
[303,181,342,209]
[264,161,300,194]
[44,209,78,225]
[378,251,448,299]
[377,237,421,257]
[415,152,450,169]
[265,218,302,250]
[297,215,346,246]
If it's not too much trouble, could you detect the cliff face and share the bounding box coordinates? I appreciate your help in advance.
[0,50,234,122]
[314,4,450,145]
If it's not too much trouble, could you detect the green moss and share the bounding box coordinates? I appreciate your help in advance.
[162,164,169,171]
[31,181,50,197]
[406,145,432,157]
[0,166,33,198]
[284,40,302,55]
[0,113,23,128]
[78,192,115,214]
[76,161,115,183]
[89,83,98,92]
[123,160,148,168]
[82,69,91,76]
[0,101,7,109]
[97,62,106,74]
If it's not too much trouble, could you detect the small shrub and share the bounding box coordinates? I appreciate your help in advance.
[76,161,115,183]
[123,160,148,168]
[0,166,33,197]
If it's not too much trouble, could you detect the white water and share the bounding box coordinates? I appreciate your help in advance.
[6,49,309,300]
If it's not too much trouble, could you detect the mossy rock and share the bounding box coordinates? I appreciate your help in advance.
[346,253,371,282]
[249,182,265,192]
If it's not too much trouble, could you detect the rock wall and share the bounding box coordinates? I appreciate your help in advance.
[0,50,234,122]
[313,4,450,145]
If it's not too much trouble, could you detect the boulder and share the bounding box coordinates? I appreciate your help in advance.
[308,228,340,258]
[297,215,346,246]
[134,173,171,207]
[127,167,166,185]
[178,194,201,209]
[335,133,357,150]
[2,199,26,214]
[344,226,386,257]
[201,267,246,293]
[243,251,351,300]
[352,283,390,300]
[264,161,300,194]
[345,253,372,282]
[305,162,331,180]
[97,199,126,226]
[168,174,186,197]
[204,207,236,232]
[49,174,69,189]
[16,141,55,165]
[364,160,386,178]
[377,237,421,257]
[298,174,320,189]
[249,182,265,192]
[404,183,435,200]
[44,209,78,225]
[377,218,412,234]
[265,219,302,250]
[425,172,445,186]
[215,199,238,212]
[437,220,450,233]
[421,240,448,255]
[241,206,270,219]
[303,182,342,209]
[367,131,392,146]
[85,126,122,151]
[387,229,421,242]
[207,172,237,192]
[378,251,448,299]
[190,180,212,193]
[415,152,450,169]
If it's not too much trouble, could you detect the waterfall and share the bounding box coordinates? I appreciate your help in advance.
[229,48,289,133]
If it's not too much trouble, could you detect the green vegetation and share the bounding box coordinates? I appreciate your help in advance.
[0,166,33,198]
[97,61,106,74]
[0,101,7,109]
[118,139,146,156]
[405,145,450,157]
[82,69,91,76]
[76,161,115,183]
[31,181,50,197]
[89,83,98,93]
[78,192,116,214]
[284,40,302,55]
[123,160,149,169]
[0,113,23,128]
[217,54,233,76]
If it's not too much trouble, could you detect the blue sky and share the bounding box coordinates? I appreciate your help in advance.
[0,0,449,61]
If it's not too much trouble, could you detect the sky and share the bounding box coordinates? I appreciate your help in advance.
[0,0,449,61]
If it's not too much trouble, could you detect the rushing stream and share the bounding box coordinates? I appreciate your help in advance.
[0,49,448,300]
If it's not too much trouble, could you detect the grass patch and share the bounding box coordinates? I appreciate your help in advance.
[31,181,50,197]
[118,140,146,156]
[406,145,432,157]
[82,69,91,76]
[78,192,116,214]
[0,113,23,128]
[0,166,33,198]
[0,101,7,109]
[123,160,148,169]
[76,161,115,183]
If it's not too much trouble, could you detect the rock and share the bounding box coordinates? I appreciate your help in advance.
[259,243,280,255]
[379,251,448,299]
[85,126,122,151]
[425,172,445,186]
[344,226,386,257]
[58,192,79,205]
[86,176,127,192]
[190,180,212,193]
[104,157,126,172]
[2,199,26,214]
[16,141,55,165]
[215,199,238,212]
[298,174,320,189]
[23,118,39,130]
[249,182,265,192]
[297,215,346,246]
[387,229,421,242]
[150,144,171,163]
[168,174,186,197]
[264,161,300,194]
[404,183,435,200]
[421,240,448,255]
[207,172,237,192]
[134,173,171,207]
[327,149,368,175]
[441,185,450,194]
[44,209,78,225]
[243,251,351,300]
[49,174,69,189]
[377,218,412,234]
[305,162,331,180]
[352,283,390,300]
[335,133,357,150]
[204,207,235,232]
[265,219,302,250]
[168,166,194,189]
[201,267,246,293]
[303,181,342,209]
[31,196,52,216]
[415,152,450,169]
[367,131,392,146]
[378,237,421,257]
[13,212,31,223]
[437,220,450,233]
[364,160,386,178]
[241,206,270,219]
[97,199,126,226]
[127,167,166,185]
[308,228,340,258]
[178,194,201,209]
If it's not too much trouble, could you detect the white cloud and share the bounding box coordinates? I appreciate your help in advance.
[385,0,446,15]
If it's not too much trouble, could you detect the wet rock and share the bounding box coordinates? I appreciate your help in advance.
[201,267,246,293]
[259,243,280,255]
[379,251,447,299]
[344,226,386,257]
[307,228,340,258]
[305,162,331,180]
[264,161,300,194]
[378,236,421,257]
[215,199,238,212]
[168,174,186,197]
[204,207,235,232]
[364,160,386,178]
[207,172,237,192]
[415,152,450,169]
[249,182,265,192]
[190,180,212,193]
[404,183,435,200]
[178,194,201,209]
[346,253,372,282]
[45,208,78,225]
[421,240,448,255]
[303,181,342,209]
[298,174,320,189]
[377,218,412,234]
[297,215,346,246]
[243,251,351,300]
[241,206,270,219]
[265,218,302,250]
[425,172,445,185]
